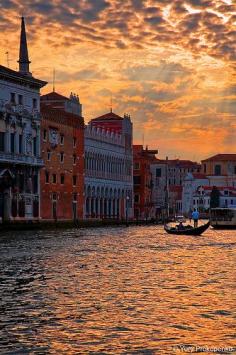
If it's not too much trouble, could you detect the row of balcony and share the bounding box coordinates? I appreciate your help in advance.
[0,152,43,166]
[0,100,41,121]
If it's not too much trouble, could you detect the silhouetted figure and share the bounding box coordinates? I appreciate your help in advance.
[192,209,199,228]
[177,221,185,230]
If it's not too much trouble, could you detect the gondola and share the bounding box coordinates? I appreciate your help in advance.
[164,221,210,235]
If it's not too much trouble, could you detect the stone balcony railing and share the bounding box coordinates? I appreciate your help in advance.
[0,152,44,166]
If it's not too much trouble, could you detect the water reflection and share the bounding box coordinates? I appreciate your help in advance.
[0,226,235,354]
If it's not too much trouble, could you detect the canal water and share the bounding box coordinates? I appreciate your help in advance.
[0,226,235,354]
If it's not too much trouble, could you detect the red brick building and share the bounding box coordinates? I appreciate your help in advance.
[133,145,158,220]
[40,92,84,220]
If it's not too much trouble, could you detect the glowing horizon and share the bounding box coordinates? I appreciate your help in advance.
[0,0,235,161]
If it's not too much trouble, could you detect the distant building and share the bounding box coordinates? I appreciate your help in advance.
[40,92,84,220]
[0,17,47,222]
[192,186,236,211]
[84,111,133,219]
[150,159,200,217]
[202,154,236,176]
[182,173,210,214]
[182,172,236,215]
[133,145,157,220]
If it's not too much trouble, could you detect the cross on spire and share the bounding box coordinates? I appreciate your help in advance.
[18,17,31,76]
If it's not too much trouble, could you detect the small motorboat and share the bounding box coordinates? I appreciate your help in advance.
[164,221,210,236]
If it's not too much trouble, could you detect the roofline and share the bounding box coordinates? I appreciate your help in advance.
[0,65,47,88]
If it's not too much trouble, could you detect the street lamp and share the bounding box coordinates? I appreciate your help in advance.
[126,195,130,227]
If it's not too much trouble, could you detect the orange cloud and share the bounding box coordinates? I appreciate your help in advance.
[0,0,235,160]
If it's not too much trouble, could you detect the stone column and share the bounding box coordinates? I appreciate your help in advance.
[15,131,19,154]
[88,197,92,218]
[22,129,26,154]
[3,190,11,221]
[97,198,100,218]
[5,128,10,153]
[36,127,40,157]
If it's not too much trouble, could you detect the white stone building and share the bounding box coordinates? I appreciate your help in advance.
[84,112,133,219]
[182,173,236,214]
[0,18,47,221]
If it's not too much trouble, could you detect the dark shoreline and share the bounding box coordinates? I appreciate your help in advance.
[0,219,161,232]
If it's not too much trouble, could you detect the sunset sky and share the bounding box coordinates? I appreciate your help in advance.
[0,0,235,161]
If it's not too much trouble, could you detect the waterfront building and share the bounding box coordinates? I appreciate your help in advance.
[192,186,236,211]
[133,145,157,220]
[0,17,47,221]
[84,111,133,219]
[182,172,236,215]
[202,154,236,176]
[150,159,200,217]
[182,173,210,214]
[40,92,84,220]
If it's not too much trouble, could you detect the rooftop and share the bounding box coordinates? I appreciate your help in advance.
[92,111,124,121]
[41,103,84,127]
[202,154,236,162]
[0,65,47,88]
[41,92,69,101]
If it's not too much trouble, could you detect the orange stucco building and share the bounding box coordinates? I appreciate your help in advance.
[201,154,236,176]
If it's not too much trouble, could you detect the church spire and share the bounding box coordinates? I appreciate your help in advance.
[18,17,31,76]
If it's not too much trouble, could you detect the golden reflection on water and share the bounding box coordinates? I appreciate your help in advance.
[0,226,235,354]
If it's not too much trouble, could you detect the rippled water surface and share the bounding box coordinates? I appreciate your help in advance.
[0,226,235,354]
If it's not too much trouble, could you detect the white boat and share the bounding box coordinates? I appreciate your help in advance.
[210,207,236,229]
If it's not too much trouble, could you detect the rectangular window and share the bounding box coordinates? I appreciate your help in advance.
[134,194,140,203]
[73,193,77,201]
[52,174,57,184]
[73,154,76,165]
[43,129,47,141]
[60,134,64,145]
[19,134,22,154]
[73,175,77,186]
[73,137,76,148]
[45,171,49,183]
[60,174,65,184]
[156,168,162,177]
[33,137,37,156]
[33,98,37,109]
[18,94,23,105]
[10,133,15,153]
[234,166,236,174]
[215,164,221,176]
[52,193,57,200]
[134,162,140,170]
[133,176,141,185]
[60,152,64,163]
[33,175,38,194]
[0,132,5,152]
[10,93,15,103]
[47,150,51,161]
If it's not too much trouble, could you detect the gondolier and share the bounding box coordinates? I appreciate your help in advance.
[192,209,199,228]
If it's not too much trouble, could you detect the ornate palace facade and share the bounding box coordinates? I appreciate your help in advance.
[0,18,46,222]
[84,112,133,219]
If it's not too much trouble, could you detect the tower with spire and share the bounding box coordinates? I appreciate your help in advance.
[18,17,31,76]
[0,17,47,222]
